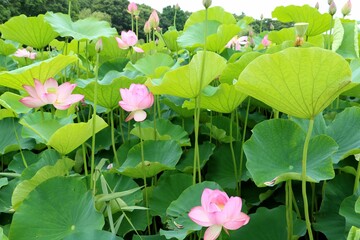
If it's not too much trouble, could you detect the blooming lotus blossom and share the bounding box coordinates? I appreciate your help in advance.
[188,188,250,240]
[148,10,159,29]
[14,48,36,59]
[115,30,144,53]
[226,36,241,51]
[119,84,154,122]
[261,35,271,48]
[127,2,138,15]
[20,78,84,110]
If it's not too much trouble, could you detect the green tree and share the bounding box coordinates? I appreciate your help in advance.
[160,5,191,31]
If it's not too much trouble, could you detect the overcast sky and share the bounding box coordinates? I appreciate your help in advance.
[131,0,359,20]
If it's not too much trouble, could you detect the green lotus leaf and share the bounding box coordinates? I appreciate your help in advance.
[313,174,353,240]
[127,53,175,78]
[0,14,58,49]
[65,230,123,240]
[146,51,226,98]
[162,30,180,52]
[9,177,104,240]
[183,83,247,113]
[0,226,8,240]
[49,38,88,55]
[272,5,332,36]
[236,47,352,119]
[0,118,35,155]
[342,59,360,96]
[268,27,296,45]
[244,119,337,187]
[160,181,222,240]
[325,107,360,163]
[220,51,261,84]
[117,140,182,178]
[346,226,360,240]
[230,206,306,240]
[99,36,128,60]
[75,72,145,110]
[20,112,74,144]
[130,119,190,146]
[332,19,359,59]
[184,6,236,29]
[44,12,117,41]
[48,115,107,155]
[178,21,240,53]
[0,92,31,115]
[0,109,15,120]
[12,157,74,210]
[149,173,192,220]
[0,39,17,56]
[340,195,360,232]
[0,54,77,90]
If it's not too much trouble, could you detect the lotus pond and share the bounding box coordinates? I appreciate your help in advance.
[0,1,359,240]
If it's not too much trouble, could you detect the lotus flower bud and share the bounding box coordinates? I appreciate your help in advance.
[149,9,159,29]
[260,13,264,20]
[315,2,319,10]
[329,1,337,16]
[144,20,151,34]
[294,22,309,47]
[175,3,180,10]
[270,23,274,30]
[341,0,351,17]
[95,38,103,53]
[127,2,138,15]
[202,0,212,9]
[328,0,333,5]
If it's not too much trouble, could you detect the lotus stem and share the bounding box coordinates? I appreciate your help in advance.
[354,158,360,194]
[286,180,294,240]
[239,97,251,195]
[301,118,314,240]
[229,111,239,195]
[110,109,119,165]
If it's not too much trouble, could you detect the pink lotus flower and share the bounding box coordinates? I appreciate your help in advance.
[144,20,151,34]
[127,2,138,15]
[119,84,154,122]
[188,188,250,240]
[148,10,159,29]
[20,78,84,110]
[14,48,36,59]
[115,30,144,53]
[261,35,271,48]
[226,36,241,51]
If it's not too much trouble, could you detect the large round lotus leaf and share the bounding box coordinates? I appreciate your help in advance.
[0,118,34,155]
[146,51,226,98]
[44,12,117,41]
[64,230,123,240]
[9,177,104,240]
[244,119,337,187]
[0,54,77,90]
[272,5,332,36]
[184,6,236,30]
[0,92,31,114]
[183,83,247,113]
[332,19,359,59]
[0,39,17,56]
[326,107,360,163]
[340,195,360,232]
[117,140,182,178]
[48,115,108,155]
[160,181,222,240]
[0,14,58,49]
[313,174,353,240]
[229,206,306,240]
[236,47,352,119]
[75,72,145,110]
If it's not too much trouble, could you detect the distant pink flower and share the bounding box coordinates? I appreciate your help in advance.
[127,2,138,15]
[148,10,160,29]
[261,35,271,48]
[115,30,144,53]
[20,78,84,110]
[226,36,241,51]
[119,84,154,122]
[14,48,36,59]
[188,188,250,240]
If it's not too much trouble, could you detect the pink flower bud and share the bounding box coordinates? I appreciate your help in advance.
[127,2,138,15]
[329,1,337,16]
[95,38,103,53]
[148,10,159,29]
[315,2,319,10]
[202,0,212,9]
[341,0,351,17]
[261,35,271,48]
[144,20,151,34]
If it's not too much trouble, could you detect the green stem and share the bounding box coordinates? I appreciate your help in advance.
[0,172,21,178]
[12,118,27,168]
[354,159,360,194]
[131,14,134,32]
[239,97,251,195]
[139,123,151,234]
[193,96,201,185]
[302,118,314,240]
[173,6,177,28]
[68,0,72,17]
[77,113,88,175]
[136,16,139,37]
[110,109,119,165]
[229,112,239,195]
[286,180,294,240]
[90,52,100,190]
[328,17,334,50]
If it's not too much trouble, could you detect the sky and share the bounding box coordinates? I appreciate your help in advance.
[131,0,359,20]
